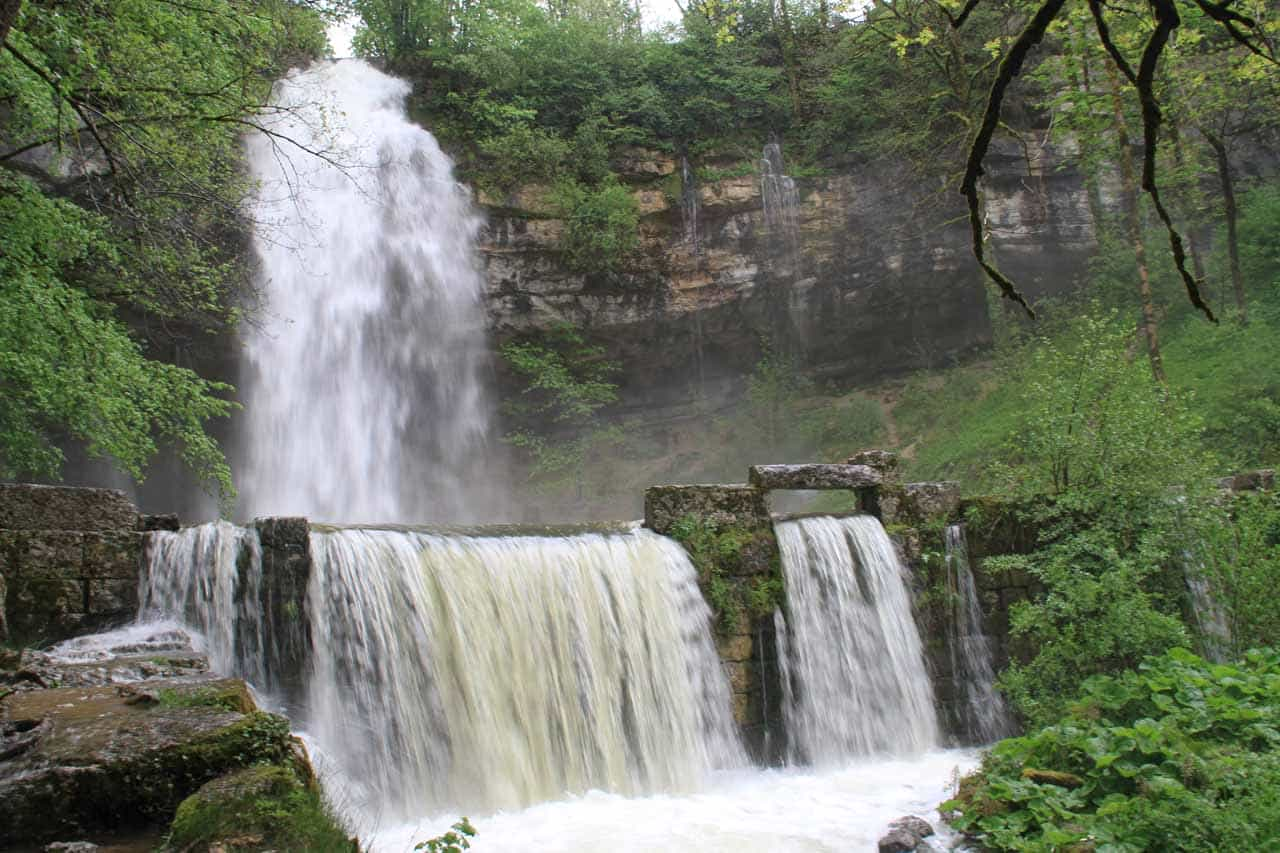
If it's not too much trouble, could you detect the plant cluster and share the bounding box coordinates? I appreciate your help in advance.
[667,513,783,633]
[946,647,1280,851]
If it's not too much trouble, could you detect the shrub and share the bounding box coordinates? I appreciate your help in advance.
[552,176,640,274]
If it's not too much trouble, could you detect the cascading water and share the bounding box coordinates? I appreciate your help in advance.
[141,522,745,822]
[680,155,701,254]
[775,515,939,762]
[944,524,1014,742]
[760,142,800,257]
[140,521,268,688]
[238,60,500,524]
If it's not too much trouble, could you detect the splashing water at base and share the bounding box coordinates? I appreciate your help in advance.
[362,749,977,853]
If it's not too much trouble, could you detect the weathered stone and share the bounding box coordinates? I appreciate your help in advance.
[0,571,7,641]
[889,815,934,839]
[643,484,770,536]
[716,634,753,662]
[253,517,312,701]
[9,531,83,577]
[612,147,676,178]
[253,516,309,549]
[1218,469,1276,492]
[724,660,752,694]
[877,828,919,853]
[0,679,295,846]
[844,449,900,476]
[0,484,138,532]
[140,514,180,532]
[45,843,100,852]
[899,481,962,522]
[80,532,142,579]
[748,463,882,491]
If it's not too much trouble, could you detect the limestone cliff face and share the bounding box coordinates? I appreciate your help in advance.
[477,134,1099,413]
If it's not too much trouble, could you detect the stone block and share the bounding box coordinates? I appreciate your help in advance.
[253,517,309,549]
[86,578,138,616]
[81,532,142,579]
[843,449,900,477]
[724,660,753,694]
[900,481,961,521]
[10,532,83,578]
[141,514,181,532]
[643,484,770,535]
[716,634,754,662]
[0,483,138,531]
[748,464,882,491]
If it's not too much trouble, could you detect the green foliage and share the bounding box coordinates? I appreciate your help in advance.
[946,648,1280,852]
[415,818,477,853]
[0,175,235,499]
[501,324,622,502]
[1197,492,1280,657]
[0,0,330,499]
[168,765,354,853]
[668,513,782,633]
[552,176,641,275]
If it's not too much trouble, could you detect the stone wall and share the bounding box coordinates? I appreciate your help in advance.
[0,484,143,645]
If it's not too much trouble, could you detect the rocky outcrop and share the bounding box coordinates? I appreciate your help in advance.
[480,138,1098,421]
[0,677,298,846]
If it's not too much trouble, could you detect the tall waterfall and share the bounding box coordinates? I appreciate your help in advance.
[944,524,1013,742]
[142,523,744,820]
[238,60,499,524]
[775,515,938,762]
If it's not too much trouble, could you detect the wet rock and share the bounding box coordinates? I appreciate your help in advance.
[45,843,100,852]
[844,449,900,477]
[0,677,294,847]
[140,514,181,532]
[878,815,935,852]
[167,763,356,853]
[747,463,882,491]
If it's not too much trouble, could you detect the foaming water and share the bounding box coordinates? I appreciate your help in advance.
[944,524,1014,742]
[307,526,745,821]
[775,515,939,762]
[366,749,976,853]
[239,60,499,524]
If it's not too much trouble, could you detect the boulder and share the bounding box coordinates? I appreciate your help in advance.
[878,815,935,853]
[167,763,355,852]
[0,677,295,847]
[747,463,882,491]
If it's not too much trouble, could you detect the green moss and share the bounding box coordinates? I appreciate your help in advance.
[155,683,254,714]
[168,765,355,852]
[668,514,784,634]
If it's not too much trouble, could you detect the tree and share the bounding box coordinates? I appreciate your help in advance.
[1,0,329,498]
[954,0,1278,321]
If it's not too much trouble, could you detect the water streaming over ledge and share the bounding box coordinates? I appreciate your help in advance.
[142,523,745,821]
[238,60,499,524]
[944,524,1014,742]
[775,515,939,762]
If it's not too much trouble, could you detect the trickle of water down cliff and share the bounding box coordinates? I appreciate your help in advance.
[136,59,989,851]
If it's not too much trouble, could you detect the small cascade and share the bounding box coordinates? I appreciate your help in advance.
[944,524,1014,742]
[1184,561,1231,662]
[140,522,267,687]
[760,142,801,258]
[680,155,701,254]
[142,523,745,821]
[775,515,938,763]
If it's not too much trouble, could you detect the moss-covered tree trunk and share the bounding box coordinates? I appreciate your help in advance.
[1204,130,1246,324]
[0,0,20,44]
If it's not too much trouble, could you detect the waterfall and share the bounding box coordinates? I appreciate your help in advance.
[760,142,800,256]
[142,523,745,820]
[775,515,938,762]
[140,522,268,687]
[680,155,701,254]
[944,524,1013,742]
[238,60,499,524]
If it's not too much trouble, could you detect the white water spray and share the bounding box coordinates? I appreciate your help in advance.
[239,60,499,524]
[775,515,938,762]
